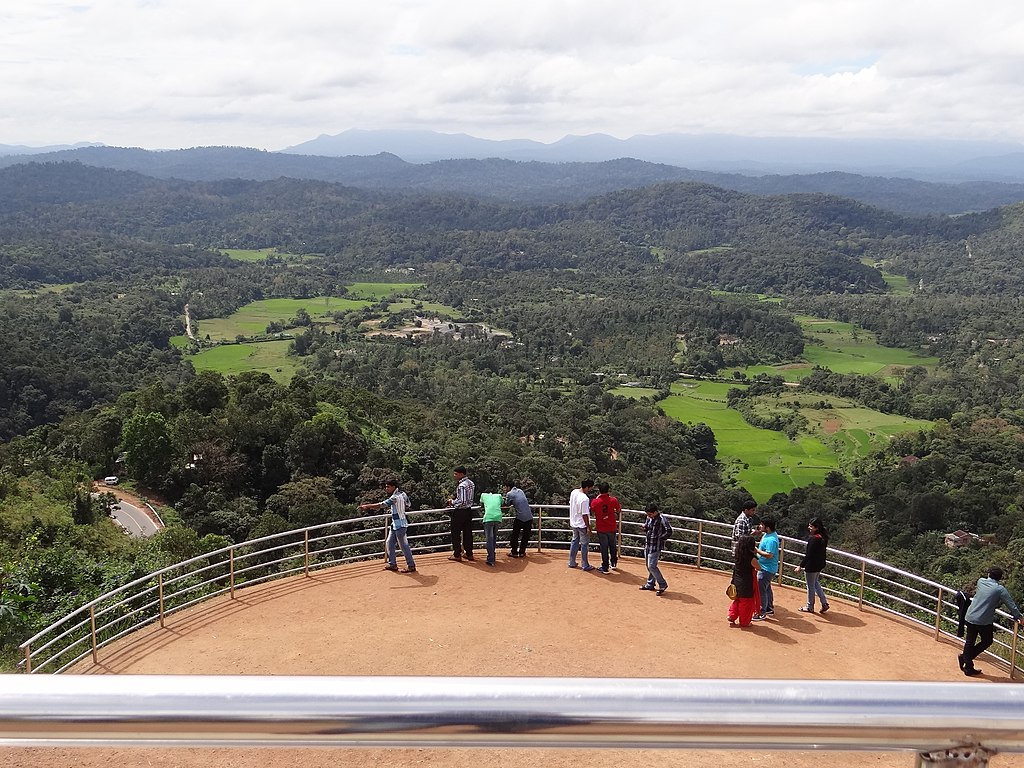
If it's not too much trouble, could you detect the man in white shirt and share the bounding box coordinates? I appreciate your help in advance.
[568,479,595,571]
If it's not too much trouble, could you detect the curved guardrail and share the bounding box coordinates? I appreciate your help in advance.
[4,675,1024,762]
[18,506,1022,678]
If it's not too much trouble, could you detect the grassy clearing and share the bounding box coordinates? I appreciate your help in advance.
[615,382,931,501]
[7,283,77,298]
[615,382,838,501]
[220,248,317,264]
[187,341,297,383]
[860,257,914,296]
[723,314,937,383]
[383,297,466,318]
[345,282,425,299]
[194,297,369,340]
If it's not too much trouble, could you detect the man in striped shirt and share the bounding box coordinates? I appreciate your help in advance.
[447,466,476,561]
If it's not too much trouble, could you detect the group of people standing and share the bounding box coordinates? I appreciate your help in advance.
[728,502,830,627]
[363,470,673,594]
[364,473,1023,678]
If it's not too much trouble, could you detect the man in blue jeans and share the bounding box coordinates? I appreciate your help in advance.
[567,479,595,571]
[639,503,672,596]
[753,518,779,620]
[359,479,416,573]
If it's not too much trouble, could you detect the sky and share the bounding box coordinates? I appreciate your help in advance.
[2,0,1024,151]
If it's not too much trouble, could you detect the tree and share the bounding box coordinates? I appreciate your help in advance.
[121,412,172,488]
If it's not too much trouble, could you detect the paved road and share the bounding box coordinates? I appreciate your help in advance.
[111,499,160,538]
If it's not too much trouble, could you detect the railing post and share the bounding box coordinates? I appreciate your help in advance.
[858,561,866,608]
[229,546,236,599]
[536,508,543,553]
[158,573,165,628]
[1011,623,1020,681]
[696,521,703,570]
[23,643,31,674]
[304,530,310,577]
[934,587,944,640]
[776,540,785,584]
[89,605,98,664]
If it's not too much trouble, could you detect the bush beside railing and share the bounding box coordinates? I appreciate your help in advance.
[19,506,1022,678]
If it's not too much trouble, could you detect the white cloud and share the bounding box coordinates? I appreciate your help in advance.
[1,0,1023,148]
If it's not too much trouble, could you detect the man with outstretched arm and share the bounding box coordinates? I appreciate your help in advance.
[359,478,416,574]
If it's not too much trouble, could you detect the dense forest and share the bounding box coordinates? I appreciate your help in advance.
[3,159,1024,668]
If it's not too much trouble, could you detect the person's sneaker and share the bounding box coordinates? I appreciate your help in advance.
[752,613,766,621]
[447,555,462,561]
[819,604,830,614]
[465,555,475,561]
[598,567,610,574]
[568,563,578,569]
[486,561,494,567]
[582,565,595,572]
[655,588,666,596]
[964,667,982,677]
[383,565,399,571]
[610,562,618,569]
[639,585,655,591]
[765,609,775,616]
[958,654,966,671]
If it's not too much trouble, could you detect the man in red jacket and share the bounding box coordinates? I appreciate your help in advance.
[592,482,622,574]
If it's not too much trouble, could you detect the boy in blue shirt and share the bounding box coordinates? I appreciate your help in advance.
[753,518,779,621]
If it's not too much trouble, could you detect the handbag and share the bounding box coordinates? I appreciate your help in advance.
[726,582,737,599]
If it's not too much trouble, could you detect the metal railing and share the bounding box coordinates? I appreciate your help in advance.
[18,507,1023,679]
[3,675,1024,762]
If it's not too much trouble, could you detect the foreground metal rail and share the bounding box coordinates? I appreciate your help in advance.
[3,676,1024,757]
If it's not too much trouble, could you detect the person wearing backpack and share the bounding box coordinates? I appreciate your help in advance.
[360,478,416,573]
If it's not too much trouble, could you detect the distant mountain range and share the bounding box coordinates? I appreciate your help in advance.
[2,143,1024,216]
[285,130,1024,183]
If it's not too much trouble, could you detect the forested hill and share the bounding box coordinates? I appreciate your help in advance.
[3,145,1024,215]
[7,162,1024,294]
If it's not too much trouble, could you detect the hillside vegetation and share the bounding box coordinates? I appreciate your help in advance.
[3,161,1024,668]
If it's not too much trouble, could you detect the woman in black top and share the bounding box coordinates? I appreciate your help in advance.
[795,516,830,613]
[728,535,760,626]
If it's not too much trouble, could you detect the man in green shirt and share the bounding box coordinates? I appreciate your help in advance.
[480,491,504,567]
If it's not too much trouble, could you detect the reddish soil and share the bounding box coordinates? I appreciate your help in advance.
[6,553,1023,768]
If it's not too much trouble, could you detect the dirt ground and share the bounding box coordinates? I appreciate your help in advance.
[6,552,1023,768]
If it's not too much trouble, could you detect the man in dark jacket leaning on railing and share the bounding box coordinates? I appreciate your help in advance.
[959,566,1024,677]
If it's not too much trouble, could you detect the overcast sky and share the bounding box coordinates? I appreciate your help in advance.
[3,0,1023,151]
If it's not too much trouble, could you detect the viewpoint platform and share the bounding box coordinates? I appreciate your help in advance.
[5,553,1022,768]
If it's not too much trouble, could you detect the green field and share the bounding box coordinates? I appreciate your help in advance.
[616,382,838,500]
[615,381,930,501]
[345,282,425,299]
[861,257,914,296]
[220,248,314,264]
[195,297,369,339]
[724,314,937,383]
[187,341,297,383]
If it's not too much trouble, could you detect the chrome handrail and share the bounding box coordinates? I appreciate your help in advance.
[17,507,1022,679]
[3,675,1024,758]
